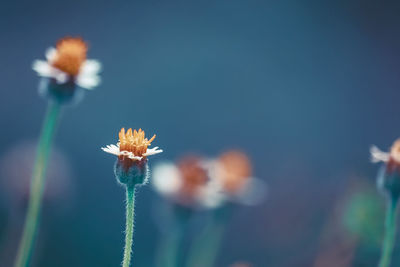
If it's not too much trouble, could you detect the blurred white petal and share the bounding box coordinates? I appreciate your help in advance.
[76,73,101,89]
[32,60,52,77]
[370,145,390,163]
[45,47,57,62]
[152,163,182,195]
[80,60,102,75]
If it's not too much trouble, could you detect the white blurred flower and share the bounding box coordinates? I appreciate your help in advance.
[152,156,224,209]
[32,37,101,90]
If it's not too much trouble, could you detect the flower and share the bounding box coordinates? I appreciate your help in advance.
[102,128,162,161]
[371,139,400,165]
[102,128,162,187]
[371,139,400,197]
[33,37,101,90]
[152,156,223,208]
[214,150,252,193]
[208,150,267,205]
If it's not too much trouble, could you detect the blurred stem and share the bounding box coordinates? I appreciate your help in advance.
[379,195,399,267]
[186,211,227,267]
[156,205,191,267]
[157,226,185,267]
[15,101,61,267]
[122,185,136,267]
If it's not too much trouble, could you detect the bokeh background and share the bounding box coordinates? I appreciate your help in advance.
[1,0,400,266]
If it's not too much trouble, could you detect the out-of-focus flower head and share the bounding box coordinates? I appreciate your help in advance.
[102,128,162,186]
[370,139,400,197]
[209,150,267,206]
[153,150,267,208]
[0,141,74,208]
[152,155,222,208]
[33,37,101,102]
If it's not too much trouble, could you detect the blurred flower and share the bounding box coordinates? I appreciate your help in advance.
[153,150,267,208]
[371,139,400,196]
[0,141,74,266]
[102,128,162,186]
[214,150,251,193]
[314,177,383,267]
[152,155,221,208]
[0,140,74,206]
[33,37,101,90]
[208,150,267,206]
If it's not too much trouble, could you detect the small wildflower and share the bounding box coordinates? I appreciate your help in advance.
[102,128,162,161]
[33,37,101,91]
[153,156,223,208]
[102,128,162,186]
[371,139,400,198]
[215,151,252,193]
[208,150,267,205]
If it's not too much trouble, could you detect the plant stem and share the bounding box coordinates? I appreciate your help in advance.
[15,101,61,267]
[155,205,192,267]
[156,223,187,267]
[379,196,399,267]
[186,213,226,267]
[122,185,136,267]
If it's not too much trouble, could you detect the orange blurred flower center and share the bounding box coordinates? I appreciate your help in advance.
[119,128,156,158]
[178,157,208,197]
[218,151,251,192]
[390,139,400,163]
[51,37,87,76]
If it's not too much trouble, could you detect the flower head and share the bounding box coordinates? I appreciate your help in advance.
[33,36,101,90]
[102,128,162,187]
[208,150,267,205]
[51,38,88,76]
[102,128,162,161]
[152,156,223,208]
[371,139,400,198]
[215,150,252,193]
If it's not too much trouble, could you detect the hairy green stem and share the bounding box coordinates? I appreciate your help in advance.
[122,185,136,267]
[15,101,61,267]
[379,196,399,267]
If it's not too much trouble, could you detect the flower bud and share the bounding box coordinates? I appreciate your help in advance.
[114,158,149,187]
[39,78,84,104]
[371,139,400,199]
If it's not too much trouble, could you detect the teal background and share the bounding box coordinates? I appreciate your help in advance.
[1,0,400,266]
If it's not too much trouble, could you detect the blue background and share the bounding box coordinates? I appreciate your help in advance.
[1,1,400,266]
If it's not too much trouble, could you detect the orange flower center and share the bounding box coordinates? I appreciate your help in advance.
[217,151,251,192]
[119,128,156,158]
[51,37,88,76]
[389,139,400,164]
[178,156,208,197]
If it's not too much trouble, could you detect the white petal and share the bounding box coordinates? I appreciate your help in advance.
[53,70,68,84]
[370,145,390,163]
[101,144,120,156]
[32,60,53,77]
[143,147,163,156]
[152,162,182,195]
[76,73,101,89]
[127,153,142,161]
[45,47,57,62]
[32,60,68,84]
[197,178,225,208]
[80,60,102,75]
